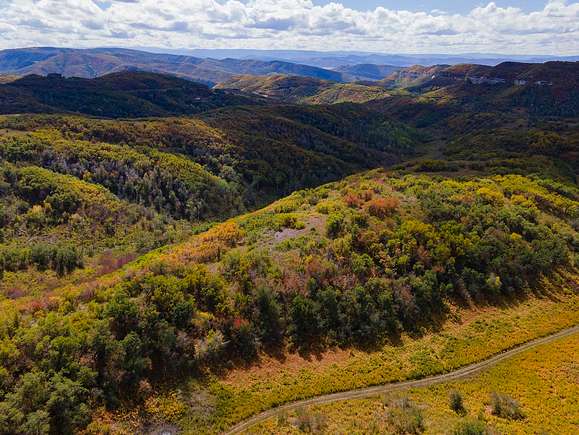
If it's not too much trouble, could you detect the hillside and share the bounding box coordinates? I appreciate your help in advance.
[334,64,402,81]
[0,104,419,211]
[365,62,579,178]
[0,167,576,433]
[0,47,344,85]
[0,159,195,299]
[216,74,392,104]
[0,71,259,117]
[378,65,450,88]
[380,61,578,95]
[0,61,577,435]
[249,332,579,434]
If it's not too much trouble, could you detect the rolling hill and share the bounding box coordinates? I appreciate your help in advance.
[0,58,577,435]
[0,101,419,212]
[0,71,259,117]
[0,47,344,85]
[0,165,576,434]
[216,74,392,104]
[334,63,402,81]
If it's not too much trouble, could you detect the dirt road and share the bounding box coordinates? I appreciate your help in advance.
[224,325,579,434]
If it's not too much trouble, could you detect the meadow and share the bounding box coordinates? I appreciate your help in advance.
[244,329,579,434]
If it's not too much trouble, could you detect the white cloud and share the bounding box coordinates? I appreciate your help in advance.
[0,0,577,54]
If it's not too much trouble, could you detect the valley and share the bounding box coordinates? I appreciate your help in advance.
[0,45,576,435]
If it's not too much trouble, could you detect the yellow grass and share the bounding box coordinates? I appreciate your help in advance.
[167,280,579,433]
[246,330,579,434]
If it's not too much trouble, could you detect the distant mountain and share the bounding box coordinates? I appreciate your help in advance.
[144,48,579,68]
[0,71,260,117]
[0,47,344,85]
[378,65,451,88]
[216,74,391,104]
[380,61,579,94]
[377,61,579,120]
[334,64,402,81]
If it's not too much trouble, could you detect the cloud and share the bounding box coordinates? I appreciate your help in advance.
[0,0,577,54]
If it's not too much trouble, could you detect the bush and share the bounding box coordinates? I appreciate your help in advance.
[449,390,466,415]
[195,330,226,364]
[452,418,490,435]
[366,197,399,218]
[490,392,525,420]
[326,212,345,238]
[386,397,424,434]
[294,407,327,433]
[275,213,305,230]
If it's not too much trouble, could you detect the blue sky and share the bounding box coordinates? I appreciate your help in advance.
[0,1,578,54]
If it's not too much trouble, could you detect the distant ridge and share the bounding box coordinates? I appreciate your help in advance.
[0,47,345,85]
[141,47,579,68]
[0,71,260,117]
[216,74,391,104]
[379,61,579,91]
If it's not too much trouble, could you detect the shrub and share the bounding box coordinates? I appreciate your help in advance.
[490,392,525,420]
[449,390,466,415]
[452,418,490,435]
[351,252,374,277]
[275,213,305,230]
[326,212,345,238]
[343,191,362,208]
[294,407,327,433]
[195,330,226,364]
[366,197,399,219]
[386,397,424,434]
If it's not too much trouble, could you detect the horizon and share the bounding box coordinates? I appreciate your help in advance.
[2,46,578,60]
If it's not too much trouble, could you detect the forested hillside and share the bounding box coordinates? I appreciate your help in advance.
[0,72,259,117]
[0,106,419,207]
[0,60,576,434]
[0,168,576,434]
[217,74,392,104]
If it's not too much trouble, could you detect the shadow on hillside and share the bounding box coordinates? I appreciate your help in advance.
[187,271,575,384]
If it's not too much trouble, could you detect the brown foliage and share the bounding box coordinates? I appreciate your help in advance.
[366,196,400,218]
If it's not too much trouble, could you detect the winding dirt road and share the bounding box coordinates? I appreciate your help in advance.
[224,325,579,434]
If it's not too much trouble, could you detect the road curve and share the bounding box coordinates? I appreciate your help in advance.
[224,325,579,434]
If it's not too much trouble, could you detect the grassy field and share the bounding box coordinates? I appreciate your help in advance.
[245,328,579,434]
[111,282,579,434]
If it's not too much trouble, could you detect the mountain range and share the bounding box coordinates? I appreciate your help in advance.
[140,47,579,68]
[3,47,579,87]
[0,47,344,85]
[2,60,577,119]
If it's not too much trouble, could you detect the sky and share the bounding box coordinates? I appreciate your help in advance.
[313,1,550,13]
[0,0,577,54]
